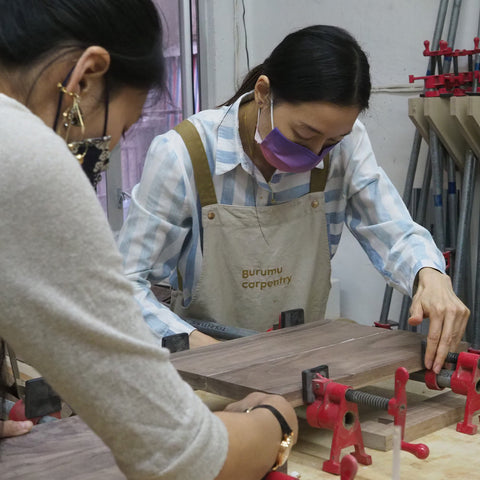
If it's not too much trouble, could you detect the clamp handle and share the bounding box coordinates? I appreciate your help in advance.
[264,473,297,480]
[340,454,358,480]
[388,367,430,459]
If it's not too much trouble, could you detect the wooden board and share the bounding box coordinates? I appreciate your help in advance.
[1,416,125,480]
[450,96,480,160]
[3,410,479,480]
[424,97,467,169]
[171,320,430,407]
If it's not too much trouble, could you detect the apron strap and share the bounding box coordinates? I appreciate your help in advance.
[174,120,218,207]
[173,120,218,292]
[309,153,330,193]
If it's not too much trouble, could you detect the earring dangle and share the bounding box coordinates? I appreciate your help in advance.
[57,83,86,163]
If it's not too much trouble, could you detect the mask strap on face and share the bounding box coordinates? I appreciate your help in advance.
[270,95,275,129]
[255,94,275,144]
[102,77,109,137]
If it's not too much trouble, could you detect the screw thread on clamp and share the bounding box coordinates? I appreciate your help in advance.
[446,352,459,363]
[345,389,390,410]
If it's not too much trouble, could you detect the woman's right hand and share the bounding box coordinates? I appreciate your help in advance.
[189,330,220,348]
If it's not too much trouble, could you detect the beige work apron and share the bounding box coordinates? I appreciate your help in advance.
[171,120,332,331]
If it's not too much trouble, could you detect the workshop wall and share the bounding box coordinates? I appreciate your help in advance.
[198,0,480,325]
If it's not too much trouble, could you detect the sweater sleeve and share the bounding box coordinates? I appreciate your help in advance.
[0,99,228,480]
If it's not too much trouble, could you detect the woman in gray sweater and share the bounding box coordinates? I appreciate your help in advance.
[0,1,297,479]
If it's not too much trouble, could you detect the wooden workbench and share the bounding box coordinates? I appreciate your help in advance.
[1,402,478,479]
[3,320,476,478]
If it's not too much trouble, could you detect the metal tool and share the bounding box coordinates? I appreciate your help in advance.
[183,317,259,340]
[8,377,62,425]
[302,366,429,475]
[302,364,372,474]
[423,350,480,434]
[182,308,304,341]
[265,473,298,480]
[268,309,305,331]
[264,454,358,479]
[162,332,190,352]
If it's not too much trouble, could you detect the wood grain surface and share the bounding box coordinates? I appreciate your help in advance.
[0,416,125,480]
[171,320,429,407]
[2,397,478,480]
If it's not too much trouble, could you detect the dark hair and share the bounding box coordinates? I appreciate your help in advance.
[0,0,165,94]
[224,25,371,110]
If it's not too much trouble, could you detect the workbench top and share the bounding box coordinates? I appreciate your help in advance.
[289,420,480,479]
[1,394,478,480]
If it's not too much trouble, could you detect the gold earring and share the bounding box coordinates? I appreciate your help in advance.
[57,83,86,162]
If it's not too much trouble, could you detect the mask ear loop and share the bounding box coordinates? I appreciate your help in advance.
[102,76,109,137]
[269,95,275,129]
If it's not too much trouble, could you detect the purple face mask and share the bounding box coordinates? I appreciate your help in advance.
[254,98,337,173]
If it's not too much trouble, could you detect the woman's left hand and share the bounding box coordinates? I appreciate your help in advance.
[1,419,33,438]
[408,267,470,374]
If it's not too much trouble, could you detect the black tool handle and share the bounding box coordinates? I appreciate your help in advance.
[184,318,259,340]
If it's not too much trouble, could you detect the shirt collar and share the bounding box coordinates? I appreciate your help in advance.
[215,91,255,176]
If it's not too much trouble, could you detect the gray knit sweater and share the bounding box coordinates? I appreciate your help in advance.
[0,94,228,479]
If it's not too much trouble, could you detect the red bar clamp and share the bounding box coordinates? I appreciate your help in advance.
[410,38,480,97]
[264,455,358,480]
[303,365,371,475]
[425,351,480,434]
[302,366,428,475]
[265,473,298,480]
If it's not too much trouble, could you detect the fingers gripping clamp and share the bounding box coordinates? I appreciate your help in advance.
[425,351,480,434]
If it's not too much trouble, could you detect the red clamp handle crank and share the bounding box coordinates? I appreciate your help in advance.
[388,368,429,459]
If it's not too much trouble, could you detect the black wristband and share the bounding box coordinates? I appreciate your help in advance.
[250,404,293,437]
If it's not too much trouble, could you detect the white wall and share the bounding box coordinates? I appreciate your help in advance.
[198,0,480,325]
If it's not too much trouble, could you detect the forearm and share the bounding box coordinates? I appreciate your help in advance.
[348,184,445,296]
[215,394,298,480]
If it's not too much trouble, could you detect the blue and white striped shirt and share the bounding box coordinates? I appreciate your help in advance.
[117,93,445,338]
